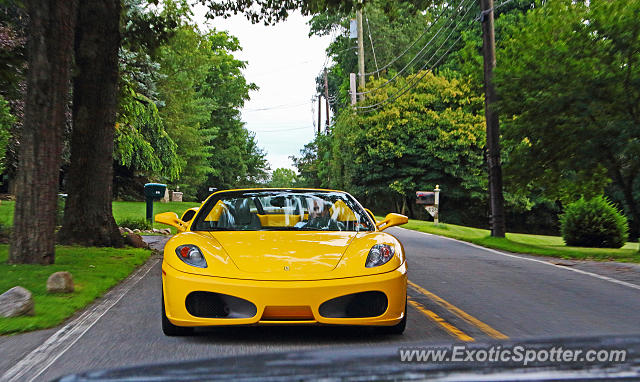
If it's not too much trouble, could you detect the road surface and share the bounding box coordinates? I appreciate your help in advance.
[2,228,640,381]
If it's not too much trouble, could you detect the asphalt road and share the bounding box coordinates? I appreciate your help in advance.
[2,228,640,381]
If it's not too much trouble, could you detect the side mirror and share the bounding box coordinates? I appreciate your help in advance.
[376,213,408,231]
[155,212,187,232]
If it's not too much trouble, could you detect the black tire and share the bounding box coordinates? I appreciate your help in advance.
[162,295,194,336]
[377,299,407,335]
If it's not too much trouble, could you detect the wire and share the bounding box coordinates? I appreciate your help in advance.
[365,14,380,79]
[252,126,314,133]
[355,23,469,112]
[355,0,475,96]
[361,0,466,77]
[243,102,310,113]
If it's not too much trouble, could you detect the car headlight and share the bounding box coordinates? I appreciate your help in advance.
[365,244,395,268]
[175,245,207,268]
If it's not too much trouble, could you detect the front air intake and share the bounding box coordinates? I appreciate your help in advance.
[319,291,388,318]
[185,291,257,319]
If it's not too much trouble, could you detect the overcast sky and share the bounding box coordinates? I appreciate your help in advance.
[193,7,335,172]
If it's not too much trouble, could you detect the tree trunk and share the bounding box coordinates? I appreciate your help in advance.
[9,0,77,264]
[58,0,123,247]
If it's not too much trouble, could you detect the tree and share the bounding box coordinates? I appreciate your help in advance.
[9,0,77,264]
[270,168,298,188]
[58,0,123,247]
[297,71,488,222]
[494,0,640,238]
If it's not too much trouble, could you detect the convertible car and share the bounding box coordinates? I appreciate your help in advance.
[155,188,408,336]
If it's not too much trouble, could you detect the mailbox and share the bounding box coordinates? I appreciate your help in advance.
[416,191,435,205]
[144,183,167,223]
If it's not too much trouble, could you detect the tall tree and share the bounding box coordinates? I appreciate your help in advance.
[494,0,640,238]
[9,0,77,264]
[58,0,123,247]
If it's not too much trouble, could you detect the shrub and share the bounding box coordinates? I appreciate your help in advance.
[117,218,151,231]
[560,196,628,248]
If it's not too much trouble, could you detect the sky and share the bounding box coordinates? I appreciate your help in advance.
[193,7,335,171]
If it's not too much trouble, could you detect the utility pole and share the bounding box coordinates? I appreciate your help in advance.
[317,95,322,135]
[324,68,330,130]
[480,0,506,237]
[356,1,365,100]
[349,73,357,105]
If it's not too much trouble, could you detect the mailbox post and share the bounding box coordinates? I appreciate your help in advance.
[144,183,167,226]
[416,185,441,226]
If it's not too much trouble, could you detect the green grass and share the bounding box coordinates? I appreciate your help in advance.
[394,218,640,263]
[0,200,199,335]
[0,245,150,335]
[0,200,200,233]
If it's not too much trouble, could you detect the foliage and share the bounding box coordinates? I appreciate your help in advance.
[197,0,432,24]
[270,168,299,188]
[494,0,640,237]
[115,86,180,180]
[560,196,629,249]
[0,95,13,173]
[116,217,151,231]
[294,71,488,222]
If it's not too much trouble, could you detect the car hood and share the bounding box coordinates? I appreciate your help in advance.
[206,231,356,276]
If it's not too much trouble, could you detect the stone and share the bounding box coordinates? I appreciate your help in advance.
[47,271,74,293]
[124,227,133,234]
[171,191,183,202]
[0,286,35,317]
[162,228,171,235]
[133,229,141,233]
[161,188,170,203]
[118,227,125,234]
[152,228,161,233]
[125,233,149,249]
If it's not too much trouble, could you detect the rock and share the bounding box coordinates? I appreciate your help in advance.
[125,233,149,249]
[124,227,133,234]
[133,229,141,233]
[161,188,170,203]
[171,191,183,202]
[118,227,125,234]
[0,286,35,317]
[47,271,74,293]
[152,228,161,233]
[162,228,171,235]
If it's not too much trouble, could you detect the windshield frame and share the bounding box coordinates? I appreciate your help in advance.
[190,189,376,233]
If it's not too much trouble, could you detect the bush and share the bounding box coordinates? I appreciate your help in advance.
[560,196,628,248]
[117,218,151,231]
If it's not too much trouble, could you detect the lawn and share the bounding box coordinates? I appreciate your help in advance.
[0,245,150,334]
[0,200,198,335]
[0,200,200,229]
[396,218,640,263]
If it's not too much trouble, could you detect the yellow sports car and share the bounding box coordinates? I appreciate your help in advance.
[156,188,408,336]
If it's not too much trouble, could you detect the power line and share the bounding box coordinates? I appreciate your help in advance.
[361,0,468,77]
[252,126,314,133]
[355,22,469,112]
[243,102,310,113]
[364,14,380,78]
[355,0,475,96]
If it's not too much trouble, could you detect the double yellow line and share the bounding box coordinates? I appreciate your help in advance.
[407,280,508,342]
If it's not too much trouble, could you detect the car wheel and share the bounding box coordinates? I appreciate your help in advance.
[162,295,194,336]
[377,299,407,335]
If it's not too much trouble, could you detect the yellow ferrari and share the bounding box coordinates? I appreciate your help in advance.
[156,188,408,336]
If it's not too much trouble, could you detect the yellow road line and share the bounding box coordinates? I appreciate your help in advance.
[408,280,509,340]
[407,297,474,342]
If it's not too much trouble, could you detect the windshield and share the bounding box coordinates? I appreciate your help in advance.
[191,190,375,232]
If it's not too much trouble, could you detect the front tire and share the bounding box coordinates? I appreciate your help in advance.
[377,299,407,335]
[162,295,194,336]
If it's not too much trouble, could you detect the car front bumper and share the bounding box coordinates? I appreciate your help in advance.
[162,261,407,327]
